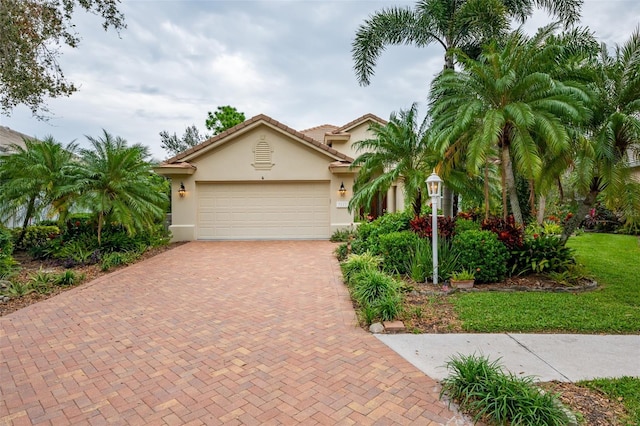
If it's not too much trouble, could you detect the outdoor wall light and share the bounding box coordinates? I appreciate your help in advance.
[178,182,186,198]
[426,171,442,198]
[339,182,347,197]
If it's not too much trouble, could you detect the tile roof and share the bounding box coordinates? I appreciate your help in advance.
[0,126,33,154]
[332,113,387,134]
[299,124,338,143]
[163,114,353,165]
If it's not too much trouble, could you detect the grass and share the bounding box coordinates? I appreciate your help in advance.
[451,233,640,333]
[579,377,640,425]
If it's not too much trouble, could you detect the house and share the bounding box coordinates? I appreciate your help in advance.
[154,113,407,241]
[0,126,31,155]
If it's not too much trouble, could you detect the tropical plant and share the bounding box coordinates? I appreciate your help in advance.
[511,235,575,275]
[378,231,420,274]
[429,26,591,224]
[453,230,508,283]
[451,269,475,281]
[441,354,570,425]
[340,252,383,286]
[0,137,79,245]
[351,269,400,307]
[349,104,437,216]
[352,0,583,216]
[561,27,640,243]
[76,130,168,245]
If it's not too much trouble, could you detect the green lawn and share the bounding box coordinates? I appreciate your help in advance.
[452,233,640,333]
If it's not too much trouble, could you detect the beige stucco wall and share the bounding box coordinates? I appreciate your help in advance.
[330,121,377,160]
[165,123,358,241]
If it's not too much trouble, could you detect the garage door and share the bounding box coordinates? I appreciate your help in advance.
[197,182,330,240]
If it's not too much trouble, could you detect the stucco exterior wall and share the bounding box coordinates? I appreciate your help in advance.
[164,123,357,241]
[330,121,377,159]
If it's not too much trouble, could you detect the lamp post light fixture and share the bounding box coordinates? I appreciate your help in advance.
[339,182,347,197]
[426,171,442,286]
[178,182,186,198]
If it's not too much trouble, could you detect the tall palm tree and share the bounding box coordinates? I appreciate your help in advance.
[77,130,168,245]
[351,0,583,216]
[561,27,640,242]
[429,26,591,224]
[349,103,437,216]
[0,137,79,244]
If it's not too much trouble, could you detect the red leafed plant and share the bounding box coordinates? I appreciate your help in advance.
[410,215,456,239]
[481,215,524,249]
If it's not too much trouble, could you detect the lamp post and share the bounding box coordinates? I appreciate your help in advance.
[426,171,442,285]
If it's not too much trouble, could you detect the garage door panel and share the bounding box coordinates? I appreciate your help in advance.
[197,182,329,240]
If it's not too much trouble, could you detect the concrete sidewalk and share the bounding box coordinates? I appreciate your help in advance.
[377,333,640,382]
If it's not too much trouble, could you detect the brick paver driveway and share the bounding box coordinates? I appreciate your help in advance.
[1,241,464,425]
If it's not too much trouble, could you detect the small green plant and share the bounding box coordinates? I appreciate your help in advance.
[3,281,36,297]
[374,293,404,321]
[334,243,349,262]
[330,227,356,242]
[542,220,563,235]
[340,252,382,286]
[511,235,575,275]
[29,268,55,294]
[409,238,430,282]
[455,218,480,233]
[441,354,570,425]
[451,269,475,281]
[358,305,378,325]
[351,269,399,306]
[55,270,83,286]
[100,250,141,271]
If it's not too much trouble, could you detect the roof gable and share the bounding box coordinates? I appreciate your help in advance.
[165,114,352,164]
[332,113,387,134]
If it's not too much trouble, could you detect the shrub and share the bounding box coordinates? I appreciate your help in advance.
[352,211,412,254]
[409,238,430,282]
[55,270,83,286]
[481,215,524,250]
[378,231,419,274]
[29,269,55,294]
[100,250,142,271]
[409,215,456,240]
[351,269,400,307]
[441,354,569,426]
[330,227,356,242]
[0,226,17,278]
[374,293,404,321]
[340,252,383,286]
[511,235,575,275]
[408,238,461,283]
[11,225,61,251]
[455,218,480,234]
[453,230,508,283]
[335,243,349,262]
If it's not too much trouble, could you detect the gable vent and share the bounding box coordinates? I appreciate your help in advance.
[252,136,274,170]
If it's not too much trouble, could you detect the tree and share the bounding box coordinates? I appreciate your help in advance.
[160,125,207,157]
[0,0,125,117]
[351,0,583,216]
[205,106,245,135]
[0,137,79,244]
[77,130,167,245]
[349,103,437,216]
[561,27,640,242]
[429,27,591,224]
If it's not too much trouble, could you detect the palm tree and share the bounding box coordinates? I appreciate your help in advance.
[349,103,437,216]
[351,0,583,216]
[561,27,640,242]
[429,26,591,224]
[0,137,79,244]
[77,130,168,245]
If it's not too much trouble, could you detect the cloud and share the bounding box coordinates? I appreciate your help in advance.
[2,0,639,160]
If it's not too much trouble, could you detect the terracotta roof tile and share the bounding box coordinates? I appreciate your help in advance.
[165,114,353,164]
[332,113,387,134]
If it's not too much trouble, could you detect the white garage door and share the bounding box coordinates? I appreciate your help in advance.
[197,182,330,240]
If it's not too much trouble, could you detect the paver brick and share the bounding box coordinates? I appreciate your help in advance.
[0,241,468,424]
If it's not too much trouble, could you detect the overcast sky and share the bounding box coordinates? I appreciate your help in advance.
[2,0,639,161]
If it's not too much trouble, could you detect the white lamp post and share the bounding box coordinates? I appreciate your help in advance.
[426,171,442,285]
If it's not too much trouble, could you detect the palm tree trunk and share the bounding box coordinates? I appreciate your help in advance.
[16,196,36,247]
[97,212,104,246]
[484,163,490,220]
[560,188,599,245]
[413,189,422,217]
[502,145,523,224]
[537,195,547,225]
[441,186,454,217]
